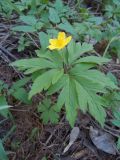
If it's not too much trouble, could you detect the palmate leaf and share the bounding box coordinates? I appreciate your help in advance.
[11,40,118,127]
[11,77,30,89]
[11,58,57,73]
[70,67,116,126]
[88,94,106,127]
[57,75,78,126]
[67,40,110,65]
[67,41,94,64]
[75,56,111,65]
[55,75,107,126]
[52,69,64,84]
[70,65,117,90]
[47,74,68,95]
[64,77,78,126]
[29,69,64,99]
[75,80,107,126]
[50,66,117,127]
[12,88,31,104]
[38,99,59,124]
[36,50,63,68]
[75,81,88,113]
[56,75,108,126]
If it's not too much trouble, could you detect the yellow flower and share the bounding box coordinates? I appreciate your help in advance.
[48,32,72,50]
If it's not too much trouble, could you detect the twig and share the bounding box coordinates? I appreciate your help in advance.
[26,33,39,48]
[45,116,65,145]
[10,108,29,112]
[105,124,120,135]
[0,45,17,60]
[0,34,9,45]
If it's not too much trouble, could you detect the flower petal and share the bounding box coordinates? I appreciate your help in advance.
[49,39,57,45]
[58,32,65,40]
[64,36,72,45]
[48,45,57,50]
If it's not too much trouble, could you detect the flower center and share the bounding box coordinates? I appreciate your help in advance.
[57,40,64,47]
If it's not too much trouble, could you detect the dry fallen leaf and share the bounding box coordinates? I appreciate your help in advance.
[89,126,117,155]
[63,127,80,154]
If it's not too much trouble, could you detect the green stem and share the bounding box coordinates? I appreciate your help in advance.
[103,36,120,57]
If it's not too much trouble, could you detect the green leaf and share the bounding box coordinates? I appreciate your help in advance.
[47,29,58,36]
[117,137,120,150]
[5,0,21,15]
[11,77,30,89]
[49,109,59,123]
[45,51,63,68]
[57,82,68,110]
[67,41,93,64]
[0,96,9,118]
[35,49,63,67]
[49,8,60,24]
[0,140,8,160]
[11,58,56,71]
[113,0,120,5]
[12,25,36,32]
[29,69,62,98]
[74,77,106,126]
[70,67,117,90]
[70,63,95,73]
[112,119,120,127]
[24,68,42,74]
[57,76,78,127]
[47,74,67,95]
[112,111,120,128]
[40,111,49,124]
[88,94,106,127]
[29,127,39,140]
[75,81,88,112]
[75,56,110,65]
[12,88,31,104]
[39,32,49,50]
[54,0,63,11]
[113,111,120,120]
[70,76,109,126]
[58,21,77,37]
[87,16,103,25]
[107,72,118,85]
[20,15,37,25]
[38,99,59,124]
[84,70,117,89]
[0,105,11,110]
[65,78,78,127]
[41,157,47,160]
[52,69,64,84]
[35,21,44,30]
